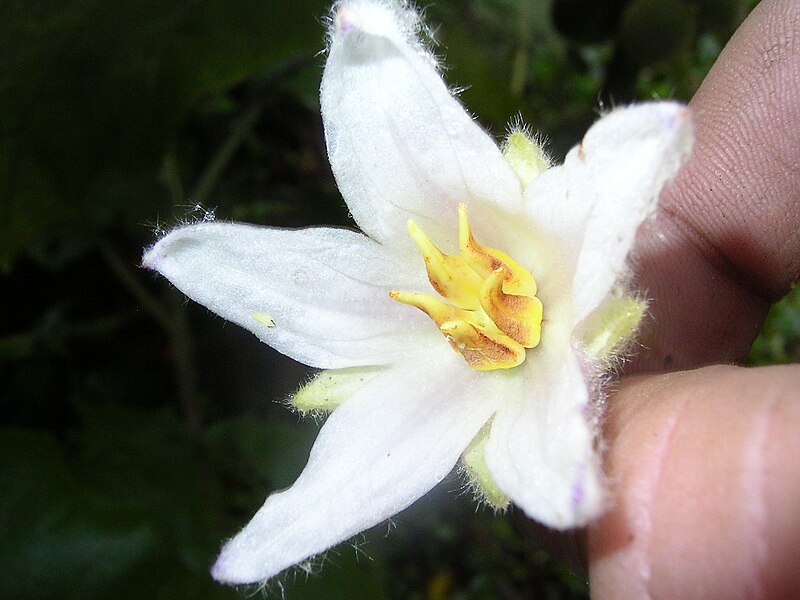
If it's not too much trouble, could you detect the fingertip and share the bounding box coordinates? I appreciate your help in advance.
[590,366,800,600]
[589,370,686,599]
[761,377,800,598]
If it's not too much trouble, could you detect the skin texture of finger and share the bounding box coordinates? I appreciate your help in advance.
[589,365,800,600]
[631,0,800,372]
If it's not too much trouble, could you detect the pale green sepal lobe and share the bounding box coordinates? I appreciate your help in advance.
[578,296,647,363]
[461,422,510,511]
[502,129,551,188]
[291,367,383,415]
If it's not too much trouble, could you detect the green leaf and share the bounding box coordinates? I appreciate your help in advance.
[72,402,222,570]
[747,285,800,365]
[1,0,329,267]
[0,429,155,599]
[205,415,317,498]
[280,547,389,600]
[619,0,697,67]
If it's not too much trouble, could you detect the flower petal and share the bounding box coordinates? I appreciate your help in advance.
[142,222,436,369]
[321,0,521,250]
[484,346,603,529]
[211,349,498,584]
[526,102,693,322]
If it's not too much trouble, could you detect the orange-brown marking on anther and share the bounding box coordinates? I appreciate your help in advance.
[390,206,542,371]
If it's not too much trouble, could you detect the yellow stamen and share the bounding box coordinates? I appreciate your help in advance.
[406,220,482,310]
[458,204,536,297]
[390,205,543,371]
[388,291,460,326]
[479,267,543,348]
[439,320,525,371]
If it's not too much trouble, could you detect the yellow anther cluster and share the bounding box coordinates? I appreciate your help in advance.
[390,204,542,371]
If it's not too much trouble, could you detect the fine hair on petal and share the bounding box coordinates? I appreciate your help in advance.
[142,202,218,242]
[324,0,435,59]
[350,532,376,563]
[253,578,282,600]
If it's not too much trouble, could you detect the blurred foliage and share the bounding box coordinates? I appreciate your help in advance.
[747,285,800,366]
[0,0,791,598]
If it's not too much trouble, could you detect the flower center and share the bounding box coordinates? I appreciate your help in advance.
[390,204,542,371]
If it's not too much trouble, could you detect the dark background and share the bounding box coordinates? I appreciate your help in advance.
[2,0,797,598]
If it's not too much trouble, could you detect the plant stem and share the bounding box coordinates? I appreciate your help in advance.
[99,242,172,332]
[168,290,203,434]
[189,101,264,207]
[100,242,202,434]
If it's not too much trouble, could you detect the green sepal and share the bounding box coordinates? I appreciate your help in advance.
[291,367,382,415]
[461,422,510,512]
[502,129,551,188]
[579,296,647,363]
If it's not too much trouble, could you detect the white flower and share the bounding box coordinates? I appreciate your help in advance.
[142,0,692,586]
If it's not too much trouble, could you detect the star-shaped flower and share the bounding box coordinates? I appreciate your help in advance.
[143,0,692,585]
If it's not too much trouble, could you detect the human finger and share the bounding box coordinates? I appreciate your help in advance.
[631,0,800,372]
[589,364,800,599]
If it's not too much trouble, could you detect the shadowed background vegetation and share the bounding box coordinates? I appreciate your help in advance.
[2,0,795,598]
